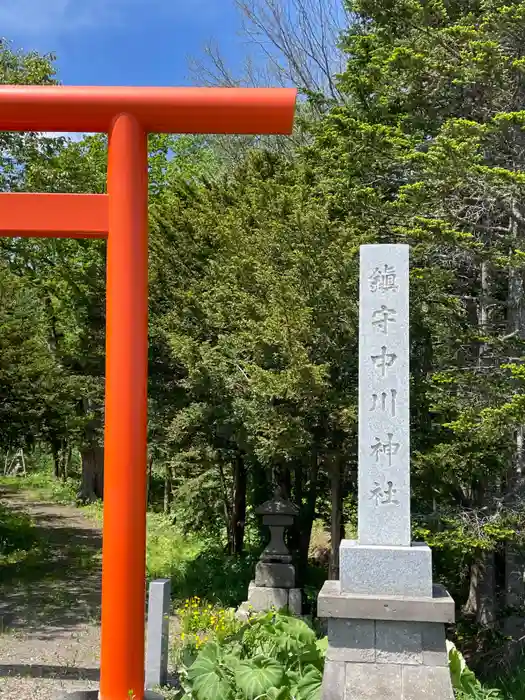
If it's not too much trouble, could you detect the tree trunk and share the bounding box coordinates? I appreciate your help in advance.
[51,439,69,480]
[146,454,154,507]
[464,260,498,623]
[478,259,492,369]
[217,462,234,553]
[273,464,292,499]
[296,453,319,587]
[328,458,343,580]
[464,552,497,626]
[79,444,104,503]
[59,443,65,481]
[232,455,247,555]
[504,211,525,640]
[163,463,172,514]
[79,397,104,503]
[252,465,271,548]
[64,443,72,480]
[286,463,303,558]
[52,442,61,479]
[505,543,525,643]
[282,466,292,500]
[478,552,497,627]
[294,463,304,510]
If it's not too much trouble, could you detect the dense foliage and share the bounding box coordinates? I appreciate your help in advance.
[5,0,525,675]
[177,610,325,700]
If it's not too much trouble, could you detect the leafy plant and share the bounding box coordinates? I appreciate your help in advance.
[177,610,326,700]
[174,596,242,664]
[448,641,503,699]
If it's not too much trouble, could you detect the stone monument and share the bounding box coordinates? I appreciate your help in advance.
[238,488,302,617]
[145,579,171,691]
[318,244,455,700]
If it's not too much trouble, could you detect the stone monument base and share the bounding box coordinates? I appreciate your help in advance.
[322,661,453,700]
[340,540,433,598]
[318,581,455,700]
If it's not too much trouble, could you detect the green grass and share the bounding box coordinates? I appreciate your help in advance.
[70,500,256,606]
[8,471,525,700]
[0,498,102,592]
[0,472,79,504]
[0,471,255,607]
[494,656,525,700]
[0,502,38,560]
[452,650,525,699]
[0,469,327,614]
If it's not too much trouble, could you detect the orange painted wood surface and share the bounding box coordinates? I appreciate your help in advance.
[0,85,297,134]
[99,113,149,700]
[0,193,108,237]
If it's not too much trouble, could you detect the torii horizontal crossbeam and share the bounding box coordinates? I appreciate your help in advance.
[0,85,297,134]
[0,193,109,237]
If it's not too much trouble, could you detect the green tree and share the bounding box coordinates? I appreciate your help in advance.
[0,264,66,452]
[308,0,525,641]
[0,38,59,192]
[150,147,360,581]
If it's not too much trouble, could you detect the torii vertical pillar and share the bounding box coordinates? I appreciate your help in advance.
[0,85,296,700]
[103,113,150,696]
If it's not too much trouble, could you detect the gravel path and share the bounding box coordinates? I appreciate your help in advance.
[0,487,103,699]
[0,488,183,699]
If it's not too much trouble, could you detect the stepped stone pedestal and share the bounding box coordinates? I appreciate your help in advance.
[319,245,455,699]
[238,489,302,618]
[319,580,454,700]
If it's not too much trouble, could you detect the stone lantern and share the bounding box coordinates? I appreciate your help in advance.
[238,488,302,617]
[256,487,298,564]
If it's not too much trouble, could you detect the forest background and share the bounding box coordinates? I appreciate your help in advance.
[2,0,525,675]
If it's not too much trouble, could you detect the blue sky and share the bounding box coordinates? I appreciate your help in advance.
[0,0,244,86]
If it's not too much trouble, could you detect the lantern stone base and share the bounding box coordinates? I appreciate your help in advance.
[318,581,455,700]
[237,580,302,619]
[255,561,296,588]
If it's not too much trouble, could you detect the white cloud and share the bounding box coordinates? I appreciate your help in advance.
[0,0,196,39]
[0,1,96,36]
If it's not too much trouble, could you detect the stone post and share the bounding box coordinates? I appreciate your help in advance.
[145,579,171,691]
[318,245,455,700]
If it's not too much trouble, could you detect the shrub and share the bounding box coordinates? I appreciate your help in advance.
[448,641,503,700]
[167,545,258,607]
[176,609,327,700]
[174,596,242,664]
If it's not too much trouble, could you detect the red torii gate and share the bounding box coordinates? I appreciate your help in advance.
[0,85,296,700]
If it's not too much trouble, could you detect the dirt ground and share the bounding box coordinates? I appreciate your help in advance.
[0,487,176,700]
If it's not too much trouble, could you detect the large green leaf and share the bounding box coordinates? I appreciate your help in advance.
[295,664,323,700]
[222,652,243,672]
[293,640,327,671]
[186,643,233,700]
[234,655,285,699]
[267,686,292,700]
[275,616,317,646]
[315,637,328,656]
[447,641,479,695]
